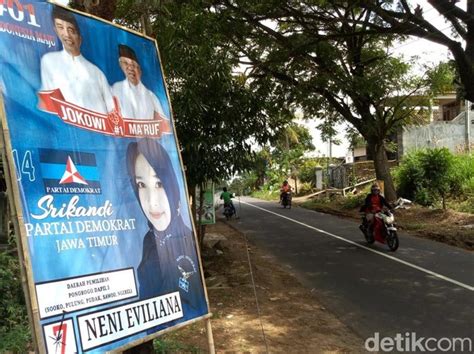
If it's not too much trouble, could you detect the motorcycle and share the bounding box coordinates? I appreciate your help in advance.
[359,199,410,252]
[223,202,236,220]
[281,191,292,209]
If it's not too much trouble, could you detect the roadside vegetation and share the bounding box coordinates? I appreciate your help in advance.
[245,147,473,215]
[242,146,473,249]
[394,149,474,213]
[0,238,31,353]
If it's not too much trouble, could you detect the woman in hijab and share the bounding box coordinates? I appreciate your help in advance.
[127,139,207,320]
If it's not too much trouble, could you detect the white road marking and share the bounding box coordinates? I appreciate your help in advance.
[241,201,474,292]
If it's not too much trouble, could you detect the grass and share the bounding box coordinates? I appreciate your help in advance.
[155,331,202,353]
[402,222,426,231]
[300,197,358,218]
[0,325,32,353]
[251,190,279,201]
[301,193,365,212]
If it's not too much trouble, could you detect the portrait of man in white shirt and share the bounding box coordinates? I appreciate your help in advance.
[40,6,115,115]
[112,44,166,120]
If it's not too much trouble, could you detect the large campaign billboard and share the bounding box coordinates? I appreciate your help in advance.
[0,1,209,352]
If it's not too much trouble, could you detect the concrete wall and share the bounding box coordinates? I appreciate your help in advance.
[401,112,474,155]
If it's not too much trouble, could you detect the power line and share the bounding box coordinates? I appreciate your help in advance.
[389,24,454,54]
[350,5,463,67]
[382,4,463,56]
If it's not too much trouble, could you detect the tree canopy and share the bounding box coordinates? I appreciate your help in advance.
[213,0,430,200]
[357,0,474,101]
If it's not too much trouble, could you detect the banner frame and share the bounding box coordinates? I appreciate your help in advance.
[0,92,46,352]
[0,1,214,352]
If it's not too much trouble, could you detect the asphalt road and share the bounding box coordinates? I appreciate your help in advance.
[229,197,473,347]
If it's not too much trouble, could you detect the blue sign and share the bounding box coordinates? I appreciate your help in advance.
[0,2,209,352]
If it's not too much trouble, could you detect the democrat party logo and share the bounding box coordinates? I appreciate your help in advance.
[39,149,101,194]
[176,255,197,293]
[43,318,77,354]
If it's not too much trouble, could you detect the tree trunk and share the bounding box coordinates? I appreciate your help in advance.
[189,184,197,224]
[197,184,206,249]
[448,42,474,101]
[367,140,397,202]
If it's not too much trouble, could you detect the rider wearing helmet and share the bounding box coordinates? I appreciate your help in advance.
[362,183,392,236]
[280,180,291,203]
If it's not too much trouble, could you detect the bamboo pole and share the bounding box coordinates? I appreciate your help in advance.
[0,95,44,352]
[206,318,216,354]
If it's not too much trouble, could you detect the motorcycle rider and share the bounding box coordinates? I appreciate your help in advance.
[220,187,236,215]
[280,180,292,204]
[362,183,392,237]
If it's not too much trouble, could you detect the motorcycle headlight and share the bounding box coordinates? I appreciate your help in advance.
[385,216,394,223]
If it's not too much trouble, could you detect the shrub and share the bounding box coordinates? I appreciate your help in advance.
[299,159,321,185]
[413,187,435,207]
[341,193,366,209]
[418,148,456,209]
[297,182,314,195]
[452,154,474,195]
[0,248,31,353]
[394,148,468,208]
[394,151,425,201]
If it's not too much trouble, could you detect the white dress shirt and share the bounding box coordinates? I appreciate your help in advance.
[40,50,114,114]
[112,79,165,120]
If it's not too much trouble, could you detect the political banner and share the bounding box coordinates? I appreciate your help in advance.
[196,183,215,225]
[0,1,209,352]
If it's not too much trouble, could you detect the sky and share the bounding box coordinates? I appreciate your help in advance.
[54,0,464,157]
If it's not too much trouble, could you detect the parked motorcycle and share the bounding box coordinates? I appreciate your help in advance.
[281,191,292,209]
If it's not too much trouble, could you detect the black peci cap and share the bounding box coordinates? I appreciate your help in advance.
[118,44,139,63]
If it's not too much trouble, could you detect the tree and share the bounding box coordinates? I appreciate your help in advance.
[69,0,117,21]
[357,0,474,101]
[272,123,315,194]
[214,1,428,201]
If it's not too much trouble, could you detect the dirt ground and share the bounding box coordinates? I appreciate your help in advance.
[395,205,474,249]
[299,200,474,251]
[160,221,363,353]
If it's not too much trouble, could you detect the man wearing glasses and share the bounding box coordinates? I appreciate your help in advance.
[112,45,166,120]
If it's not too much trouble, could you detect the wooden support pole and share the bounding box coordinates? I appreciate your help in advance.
[206,318,216,354]
[0,94,45,353]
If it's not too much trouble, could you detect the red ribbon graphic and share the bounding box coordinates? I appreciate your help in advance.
[38,89,172,138]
